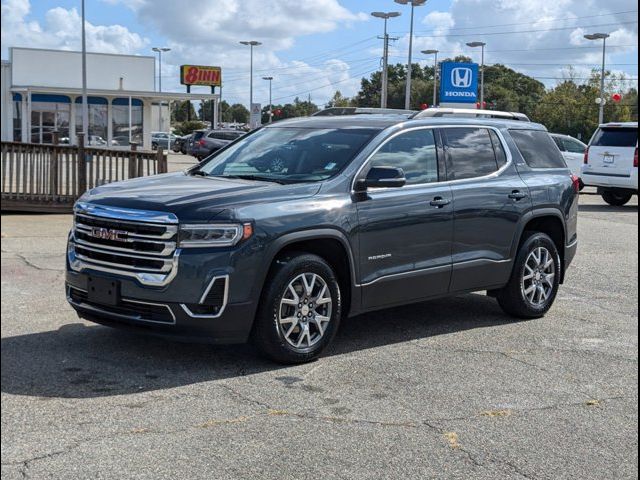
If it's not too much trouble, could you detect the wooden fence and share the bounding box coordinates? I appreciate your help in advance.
[1,134,167,212]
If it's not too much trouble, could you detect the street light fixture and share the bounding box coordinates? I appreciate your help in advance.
[263,76,274,123]
[466,41,486,108]
[584,32,610,124]
[240,40,262,121]
[395,0,428,110]
[422,49,439,107]
[152,47,171,92]
[371,11,401,108]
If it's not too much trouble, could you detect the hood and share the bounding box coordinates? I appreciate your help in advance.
[82,172,321,222]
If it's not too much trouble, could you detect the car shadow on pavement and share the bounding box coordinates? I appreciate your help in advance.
[1,294,517,399]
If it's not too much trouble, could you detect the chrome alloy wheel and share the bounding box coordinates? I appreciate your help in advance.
[278,273,333,349]
[521,246,556,307]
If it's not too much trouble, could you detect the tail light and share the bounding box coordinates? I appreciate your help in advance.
[197,139,206,146]
[570,174,581,194]
[634,147,638,168]
[583,147,590,164]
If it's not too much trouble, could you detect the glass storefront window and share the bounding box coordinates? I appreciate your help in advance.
[75,97,108,146]
[112,98,143,147]
[30,95,70,144]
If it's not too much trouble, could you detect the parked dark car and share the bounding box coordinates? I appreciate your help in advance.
[172,134,191,154]
[66,116,579,363]
[187,129,245,160]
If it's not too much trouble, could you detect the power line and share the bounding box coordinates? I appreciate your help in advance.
[271,68,378,103]
[414,20,638,38]
[404,9,638,35]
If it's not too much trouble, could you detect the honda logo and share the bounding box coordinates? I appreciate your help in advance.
[451,67,473,88]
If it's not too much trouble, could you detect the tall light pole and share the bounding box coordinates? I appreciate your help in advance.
[81,0,88,145]
[584,32,610,124]
[466,41,486,108]
[395,0,427,110]
[240,41,262,115]
[152,47,171,92]
[372,11,401,108]
[422,49,439,107]
[263,76,273,123]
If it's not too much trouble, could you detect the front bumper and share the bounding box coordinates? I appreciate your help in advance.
[66,240,261,344]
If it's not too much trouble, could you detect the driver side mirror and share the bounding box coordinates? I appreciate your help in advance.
[355,166,406,191]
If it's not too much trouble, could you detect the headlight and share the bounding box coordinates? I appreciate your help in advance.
[178,223,253,248]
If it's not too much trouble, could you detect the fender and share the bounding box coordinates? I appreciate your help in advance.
[510,207,568,278]
[251,228,361,316]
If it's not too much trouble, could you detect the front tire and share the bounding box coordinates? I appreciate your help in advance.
[252,253,342,364]
[496,232,561,319]
[602,191,632,206]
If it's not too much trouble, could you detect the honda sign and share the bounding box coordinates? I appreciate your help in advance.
[440,62,479,104]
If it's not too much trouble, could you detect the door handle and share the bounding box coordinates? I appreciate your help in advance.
[430,197,451,208]
[508,191,528,200]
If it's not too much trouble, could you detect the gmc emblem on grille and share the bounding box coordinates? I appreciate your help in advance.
[90,227,129,242]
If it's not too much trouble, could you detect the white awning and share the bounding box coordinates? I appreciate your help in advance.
[10,85,219,101]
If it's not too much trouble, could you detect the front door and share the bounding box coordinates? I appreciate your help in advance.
[355,128,453,309]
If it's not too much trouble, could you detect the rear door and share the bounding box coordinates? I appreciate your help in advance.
[586,126,638,177]
[442,126,530,292]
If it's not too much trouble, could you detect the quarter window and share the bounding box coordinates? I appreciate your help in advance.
[510,130,567,169]
[563,138,586,154]
[489,130,508,167]
[369,129,438,185]
[443,128,499,180]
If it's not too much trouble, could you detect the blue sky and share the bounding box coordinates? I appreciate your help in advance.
[2,0,637,107]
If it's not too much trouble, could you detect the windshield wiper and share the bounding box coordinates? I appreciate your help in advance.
[217,174,288,185]
[191,170,209,177]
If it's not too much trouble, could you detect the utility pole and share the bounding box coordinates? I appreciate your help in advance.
[372,11,401,108]
[240,41,262,115]
[422,49,439,107]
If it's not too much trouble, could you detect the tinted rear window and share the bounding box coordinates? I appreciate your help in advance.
[510,130,566,169]
[192,131,205,140]
[592,128,638,147]
[442,128,499,180]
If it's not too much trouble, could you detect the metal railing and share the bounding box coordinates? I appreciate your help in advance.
[1,133,168,212]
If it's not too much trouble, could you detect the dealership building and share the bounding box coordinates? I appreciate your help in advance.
[1,47,219,150]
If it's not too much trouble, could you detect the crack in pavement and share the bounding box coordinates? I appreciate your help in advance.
[6,252,65,272]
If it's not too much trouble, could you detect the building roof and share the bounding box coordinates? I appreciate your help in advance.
[10,85,218,101]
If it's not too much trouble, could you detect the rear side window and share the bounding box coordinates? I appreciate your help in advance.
[369,129,438,185]
[442,128,499,180]
[192,131,205,141]
[591,128,638,147]
[489,130,508,167]
[510,130,567,169]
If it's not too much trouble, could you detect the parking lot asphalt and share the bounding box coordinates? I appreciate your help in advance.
[1,194,638,480]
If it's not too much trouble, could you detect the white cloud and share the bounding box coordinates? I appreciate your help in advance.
[1,0,147,54]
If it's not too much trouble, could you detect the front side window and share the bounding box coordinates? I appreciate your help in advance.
[369,129,438,185]
[510,129,567,169]
[443,128,499,180]
[198,127,377,183]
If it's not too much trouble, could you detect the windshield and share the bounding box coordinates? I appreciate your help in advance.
[196,127,377,183]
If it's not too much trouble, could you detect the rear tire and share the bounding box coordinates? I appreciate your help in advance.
[252,253,342,364]
[602,191,632,206]
[496,232,561,319]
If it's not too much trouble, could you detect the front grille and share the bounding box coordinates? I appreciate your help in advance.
[71,211,178,281]
[69,287,175,324]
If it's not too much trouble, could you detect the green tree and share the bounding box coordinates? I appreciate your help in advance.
[173,120,206,136]
[326,90,353,108]
[171,100,197,123]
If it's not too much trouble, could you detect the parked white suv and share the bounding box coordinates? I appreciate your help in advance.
[551,133,587,188]
[582,122,638,206]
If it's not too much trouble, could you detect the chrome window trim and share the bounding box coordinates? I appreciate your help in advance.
[66,286,177,325]
[350,124,514,193]
[180,275,229,319]
[74,202,179,225]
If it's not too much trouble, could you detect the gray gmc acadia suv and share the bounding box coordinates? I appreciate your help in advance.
[66,116,579,363]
